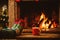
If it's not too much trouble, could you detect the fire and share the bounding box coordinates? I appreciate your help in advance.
[51,21,57,28]
[39,12,57,31]
[39,13,45,21]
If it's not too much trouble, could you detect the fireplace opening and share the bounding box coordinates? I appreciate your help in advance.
[17,1,59,29]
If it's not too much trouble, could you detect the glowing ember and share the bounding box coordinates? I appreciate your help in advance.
[51,24,54,28]
[51,21,57,28]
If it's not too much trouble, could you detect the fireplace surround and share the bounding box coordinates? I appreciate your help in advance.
[16,1,59,29]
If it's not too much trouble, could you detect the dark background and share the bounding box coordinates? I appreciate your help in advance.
[19,1,59,24]
[20,1,59,18]
[0,0,8,7]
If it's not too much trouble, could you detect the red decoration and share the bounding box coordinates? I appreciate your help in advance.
[15,0,20,2]
[15,18,20,24]
[32,27,40,35]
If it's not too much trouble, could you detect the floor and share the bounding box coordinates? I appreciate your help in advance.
[16,33,60,38]
[16,27,60,38]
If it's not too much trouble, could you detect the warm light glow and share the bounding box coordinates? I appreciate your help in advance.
[39,13,45,21]
[53,22,57,28]
[49,20,51,24]
[51,21,57,28]
[45,23,49,29]
[51,24,54,28]
[39,12,57,31]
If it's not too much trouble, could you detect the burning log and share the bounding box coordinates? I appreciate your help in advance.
[45,20,49,24]
[38,12,58,31]
[39,19,44,25]
[48,21,53,28]
[48,21,57,29]
[39,19,44,26]
[32,19,44,27]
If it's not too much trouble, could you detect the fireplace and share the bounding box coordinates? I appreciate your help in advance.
[16,1,59,31]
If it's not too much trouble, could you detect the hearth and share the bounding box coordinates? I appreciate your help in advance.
[16,1,59,32]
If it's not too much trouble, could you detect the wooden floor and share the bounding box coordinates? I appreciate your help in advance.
[16,33,60,38]
[16,27,60,38]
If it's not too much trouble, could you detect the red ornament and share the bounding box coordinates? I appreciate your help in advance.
[32,27,40,35]
[15,0,20,2]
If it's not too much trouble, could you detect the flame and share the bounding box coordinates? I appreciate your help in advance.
[39,12,48,30]
[39,13,45,21]
[51,21,57,28]
[39,12,57,31]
